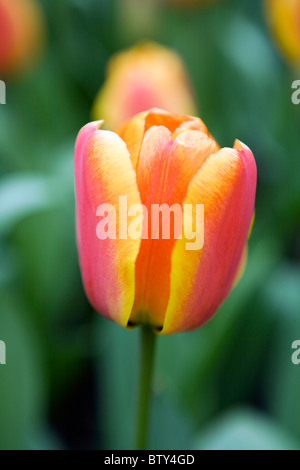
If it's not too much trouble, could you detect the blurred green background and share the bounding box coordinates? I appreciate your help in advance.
[1,0,300,450]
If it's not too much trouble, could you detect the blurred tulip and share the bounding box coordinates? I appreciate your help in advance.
[75,109,257,334]
[265,0,300,64]
[0,0,45,76]
[92,43,197,130]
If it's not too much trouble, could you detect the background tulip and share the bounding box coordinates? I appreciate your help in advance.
[0,0,45,75]
[75,109,257,335]
[265,0,300,64]
[92,43,197,130]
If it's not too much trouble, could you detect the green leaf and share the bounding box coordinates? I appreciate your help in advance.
[0,293,47,449]
[193,409,300,451]
[0,174,53,235]
[263,265,300,441]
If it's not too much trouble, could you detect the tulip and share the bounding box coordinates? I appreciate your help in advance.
[92,43,197,130]
[75,108,257,334]
[265,0,300,64]
[0,0,45,75]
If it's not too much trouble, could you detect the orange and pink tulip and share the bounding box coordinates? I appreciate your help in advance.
[0,0,45,75]
[75,109,257,334]
[92,43,197,130]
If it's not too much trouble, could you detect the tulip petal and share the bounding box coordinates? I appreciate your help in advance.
[233,244,248,288]
[115,111,148,170]
[233,207,255,287]
[171,119,209,139]
[116,108,211,171]
[129,124,220,328]
[144,108,197,133]
[75,122,142,326]
[162,141,257,334]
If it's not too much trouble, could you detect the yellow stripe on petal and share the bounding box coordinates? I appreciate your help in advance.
[129,125,219,328]
[233,244,248,288]
[115,111,148,170]
[162,145,256,334]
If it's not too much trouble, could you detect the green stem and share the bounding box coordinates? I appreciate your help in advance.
[136,326,156,450]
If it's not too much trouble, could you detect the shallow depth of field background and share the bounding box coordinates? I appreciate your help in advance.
[0,0,300,450]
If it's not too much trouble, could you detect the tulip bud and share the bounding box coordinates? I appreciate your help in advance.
[75,109,257,334]
[265,0,300,64]
[0,0,45,76]
[92,43,197,130]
